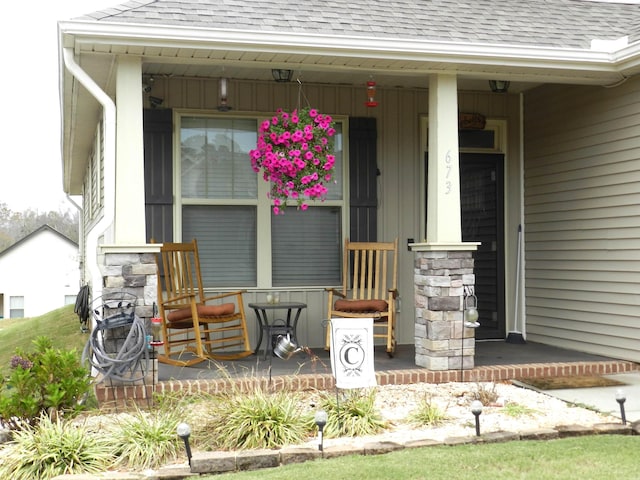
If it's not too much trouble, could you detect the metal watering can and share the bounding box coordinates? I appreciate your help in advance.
[273,334,303,360]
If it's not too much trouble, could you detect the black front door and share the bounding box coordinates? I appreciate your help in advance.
[460,153,505,339]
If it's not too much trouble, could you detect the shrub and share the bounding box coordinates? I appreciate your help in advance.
[0,414,116,480]
[0,336,91,429]
[319,389,386,438]
[210,388,311,450]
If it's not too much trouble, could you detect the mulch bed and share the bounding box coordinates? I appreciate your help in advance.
[519,375,626,390]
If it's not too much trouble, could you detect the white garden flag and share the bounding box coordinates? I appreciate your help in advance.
[329,317,377,389]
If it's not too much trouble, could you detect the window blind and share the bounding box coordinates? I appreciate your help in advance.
[271,207,342,286]
[183,205,257,287]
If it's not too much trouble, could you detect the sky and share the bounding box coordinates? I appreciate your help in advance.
[1,1,116,213]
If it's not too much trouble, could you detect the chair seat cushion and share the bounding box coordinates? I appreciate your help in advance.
[334,299,388,313]
[167,302,235,323]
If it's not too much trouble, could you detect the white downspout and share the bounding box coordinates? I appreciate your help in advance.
[62,47,116,302]
[518,92,526,340]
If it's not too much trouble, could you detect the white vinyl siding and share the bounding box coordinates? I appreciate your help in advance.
[523,78,640,362]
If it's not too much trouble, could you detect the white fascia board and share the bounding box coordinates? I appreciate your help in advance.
[610,40,640,75]
[59,21,627,74]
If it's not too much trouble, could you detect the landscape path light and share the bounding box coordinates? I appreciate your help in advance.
[615,389,627,425]
[470,400,483,436]
[177,422,192,466]
[314,409,328,452]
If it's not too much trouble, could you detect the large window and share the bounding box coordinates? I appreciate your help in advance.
[178,114,345,288]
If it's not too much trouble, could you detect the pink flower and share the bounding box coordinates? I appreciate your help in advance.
[251,107,336,213]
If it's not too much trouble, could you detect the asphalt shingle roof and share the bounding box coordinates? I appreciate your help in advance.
[75,0,640,50]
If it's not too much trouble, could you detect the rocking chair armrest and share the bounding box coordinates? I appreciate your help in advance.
[388,288,399,299]
[201,290,247,303]
[326,287,346,299]
[163,292,198,306]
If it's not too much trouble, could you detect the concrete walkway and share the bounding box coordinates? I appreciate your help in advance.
[540,371,640,423]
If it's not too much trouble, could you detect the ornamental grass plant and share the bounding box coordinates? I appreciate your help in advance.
[0,414,116,480]
[108,404,184,470]
[407,393,449,427]
[208,387,313,450]
[318,389,386,438]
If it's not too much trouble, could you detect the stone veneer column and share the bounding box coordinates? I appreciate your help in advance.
[100,250,158,321]
[94,246,161,389]
[414,249,476,371]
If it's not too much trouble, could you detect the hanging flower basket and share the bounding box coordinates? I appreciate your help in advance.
[250,107,336,214]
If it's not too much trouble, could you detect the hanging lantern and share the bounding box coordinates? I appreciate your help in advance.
[365,80,378,107]
[464,290,480,328]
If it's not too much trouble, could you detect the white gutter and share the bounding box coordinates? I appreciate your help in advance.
[62,47,116,302]
[59,21,630,70]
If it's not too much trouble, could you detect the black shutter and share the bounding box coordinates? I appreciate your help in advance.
[348,117,377,242]
[143,109,173,243]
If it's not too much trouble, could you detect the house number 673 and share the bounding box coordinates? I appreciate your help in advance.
[444,150,452,195]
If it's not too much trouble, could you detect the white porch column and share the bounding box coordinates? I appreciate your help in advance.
[427,74,462,244]
[114,56,146,243]
[411,74,480,372]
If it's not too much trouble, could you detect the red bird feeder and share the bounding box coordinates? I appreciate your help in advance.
[365,80,378,107]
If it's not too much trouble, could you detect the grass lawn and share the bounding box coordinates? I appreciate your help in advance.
[0,305,88,372]
[202,435,640,480]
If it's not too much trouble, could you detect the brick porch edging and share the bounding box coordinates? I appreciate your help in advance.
[94,360,638,408]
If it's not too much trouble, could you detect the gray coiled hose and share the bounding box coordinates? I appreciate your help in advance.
[82,314,149,383]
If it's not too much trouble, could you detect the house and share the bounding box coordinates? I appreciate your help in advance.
[57,0,640,368]
[0,225,79,319]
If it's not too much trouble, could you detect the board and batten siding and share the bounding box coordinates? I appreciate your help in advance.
[523,78,640,362]
[144,76,521,349]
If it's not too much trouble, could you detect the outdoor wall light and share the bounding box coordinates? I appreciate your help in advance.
[272,69,293,82]
[149,96,164,109]
[470,400,483,436]
[489,80,510,93]
[314,409,328,452]
[177,422,193,466]
[615,389,627,425]
[217,77,232,112]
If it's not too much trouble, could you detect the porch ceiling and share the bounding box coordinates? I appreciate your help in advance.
[59,22,640,193]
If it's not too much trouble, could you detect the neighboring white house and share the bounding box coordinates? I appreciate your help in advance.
[0,225,79,319]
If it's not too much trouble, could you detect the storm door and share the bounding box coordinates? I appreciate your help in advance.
[460,153,505,339]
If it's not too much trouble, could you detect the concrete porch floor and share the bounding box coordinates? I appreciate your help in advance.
[156,340,633,382]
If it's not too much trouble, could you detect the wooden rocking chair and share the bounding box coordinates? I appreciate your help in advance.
[155,239,253,366]
[326,238,399,356]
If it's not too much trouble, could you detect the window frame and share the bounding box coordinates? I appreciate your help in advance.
[173,109,349,290]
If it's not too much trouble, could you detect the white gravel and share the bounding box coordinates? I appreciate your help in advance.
[303,381,618,448]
